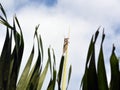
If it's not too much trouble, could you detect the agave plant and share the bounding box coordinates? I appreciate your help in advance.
[0,4,72,90]
[81,28,120,90]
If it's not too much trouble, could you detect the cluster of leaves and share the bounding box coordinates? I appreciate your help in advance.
[81,28,120,90]
[1,3,120,90]
[0,4,71,90]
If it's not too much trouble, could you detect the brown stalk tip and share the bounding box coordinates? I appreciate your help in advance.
[63,37,69,54]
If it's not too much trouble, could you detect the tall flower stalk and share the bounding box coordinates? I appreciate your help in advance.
[62,30,70,90]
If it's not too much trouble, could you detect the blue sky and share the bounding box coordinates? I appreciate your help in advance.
[0,0,120,90]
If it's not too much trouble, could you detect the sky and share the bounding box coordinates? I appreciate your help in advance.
[0,0,120,90]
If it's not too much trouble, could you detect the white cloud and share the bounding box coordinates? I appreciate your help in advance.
[13,5,96,89]
[1,0,14,8]
[1,0,120,89]
[58,0,120,25]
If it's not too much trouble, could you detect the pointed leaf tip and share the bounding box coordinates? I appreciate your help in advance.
[101,28,105,45]
[94,28,99,43]
[112,44,115,53]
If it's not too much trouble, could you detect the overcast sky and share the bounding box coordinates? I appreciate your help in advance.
[1,0,120,90]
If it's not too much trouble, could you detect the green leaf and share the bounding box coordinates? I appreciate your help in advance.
[80,68,88,90]
[27,50,41,90]
[48,48,52,78]
[7,58,14,90]
[24,64,36,90]
[14,16,22,31]
[0,3,7,19]
[47,49,56,90]
[57,55,64,90]
[81,29,99,90]
[34,25,40,38]
[37,59,49,90]
[8,17,24,90]
[23,25,43,90]
[86,36,94,67]
[0,19,13,29]
[8,47,18,90]
[26,30,42,89]
[14,16,24,43]
[17,46,34,90]
[110,45,120,90]
[34,25,42,67]
[85,29,99,90]
[94,27,100,43]
[47,70,56,90]
[26,61,40,90]
[39,35,44,60]
[87,45,98,90]
[0,29,12,89]
[9,36,24,90]
[52,49,56,73]
[3,30,12,90]
[97,31,108,90]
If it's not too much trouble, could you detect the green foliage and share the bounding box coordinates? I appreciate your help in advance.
[0,4,72,90]
[81,29,120,90]
[1,3,120,90]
